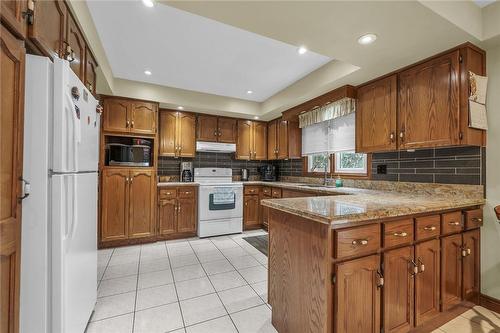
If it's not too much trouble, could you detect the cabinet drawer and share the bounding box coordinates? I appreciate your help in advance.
[334,224,381,259]
[464,209,483,230]
[159,188,177,199]
[383,219,414,248]
[244,186,260,195]
[272,188,282,198]
[178,187,196,198]
[441,211,463,234]
[415,215,441,240]
[262,186,272,196]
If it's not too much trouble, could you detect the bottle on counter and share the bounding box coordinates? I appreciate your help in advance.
[335,176,343,188]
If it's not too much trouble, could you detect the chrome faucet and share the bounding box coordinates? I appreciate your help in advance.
[311,153,330,186]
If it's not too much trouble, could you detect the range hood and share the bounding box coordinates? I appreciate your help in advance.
[196,141,236,153]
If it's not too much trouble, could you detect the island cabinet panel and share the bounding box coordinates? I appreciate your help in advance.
[335,255,381,333]
[334,224,380,259]
[414,239,440,326]
[101,169,129,241]
[398,51,460,149]
[356,74,398,153]
[441,211,463,235]
[462,229,480,301]
[383,246,414,333]
[383,219,414,248]
[441,233,463,310]
[128,170,155,239]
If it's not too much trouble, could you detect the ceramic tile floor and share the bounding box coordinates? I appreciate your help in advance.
[89,229,500,333]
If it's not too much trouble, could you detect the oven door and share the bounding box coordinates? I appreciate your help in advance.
[198,185,243,220]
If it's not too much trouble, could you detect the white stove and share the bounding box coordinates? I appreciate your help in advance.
[194,168,243,237]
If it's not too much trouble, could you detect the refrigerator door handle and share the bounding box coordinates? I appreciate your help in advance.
[66,175,78,243]
[64,92,80,170]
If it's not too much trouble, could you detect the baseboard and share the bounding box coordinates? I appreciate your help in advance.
[479,293,500,313]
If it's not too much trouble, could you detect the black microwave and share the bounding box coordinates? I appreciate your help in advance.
[105,140,152,167]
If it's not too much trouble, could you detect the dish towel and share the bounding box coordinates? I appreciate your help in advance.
[213,187,235,205]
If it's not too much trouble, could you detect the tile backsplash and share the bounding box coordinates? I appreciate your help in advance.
[371,146,486,185]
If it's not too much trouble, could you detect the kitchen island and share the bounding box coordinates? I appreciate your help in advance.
[261,183,485,333]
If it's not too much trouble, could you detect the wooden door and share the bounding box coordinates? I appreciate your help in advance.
[103,98,130,133]
[84,47,97,94]
[65,12,85,80]
[159,111,177,157]
[441,234,463,310]
[130,102,157,135]
[415,239,440,326]
[100,169,128,242]
[463,229,480,301]
[158,199,177,236]
[399,51,460,149]
[0,24,25,333]
[128,170,155,238]
[356,75,397,152]
[253,121,267,160]
[335,255,381,333]
[236,120,252,160]
[197,115,218,142]
[177,197,196,233]
[178,112,196,157]
[277,119,289,159]
[267,119,278,160]
[217,117,237,143]
[1,0,27,39]
[383,246,414,333]
[28,0,66,59]
[243,195,260,229]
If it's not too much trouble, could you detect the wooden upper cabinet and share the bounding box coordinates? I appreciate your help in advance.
[0,24,25,333]
[462,229,480,301]
[267,118,301,160]
[335,255,381,333]
[253,121,267,160]
[197,115,218,142]
[103,98,130,133]
[65,12,85,80]
[28,0,66,59]
[236,120,253,160]
[101,168,129,241]
[356,75,397,153]
[1,0,27,38]
[399,51,460,149]
[130,102,157,135]
[84,47,97,95]
[159,110,177,157]
[178,112,196,157]
[414,239,440,326]
[267,119,278,160]
[217,117,237,143]
[441,233,463,310]
[128,170,155,239]
[277,119,288,159]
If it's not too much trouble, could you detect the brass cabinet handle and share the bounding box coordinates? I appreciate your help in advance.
[214,131,218,136]
[166,192,171,195]
[471,217,483,223]
[126,120,130,128]
[131,120,134,128]
[417,258,425,272]
[393,231,408,237]
[352,239,368,246]
[390,132,395,142]
[423,225,436,231]
[410,259,419,275]
[461,246,472,257]
[376,270,384,288]
[399,130,405,142]
[218,128,222,136]
[448,221,461,226]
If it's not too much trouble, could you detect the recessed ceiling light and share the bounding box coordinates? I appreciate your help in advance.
[246,90,253,94]
[177,106,184,110]
[144,70,152,75]
[358,33,377,45]
[298,46,308,55]
[142,0,154,7]
[254,116,259,120]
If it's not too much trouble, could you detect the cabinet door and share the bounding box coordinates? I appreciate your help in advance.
[197,114,218,142]
[356,75,397,152]
[243,195,260,229]
[159,111,177,157]
[277,119,289,159]
[128,170,155,238]
[130,102,157,135]
[103,98,130,133]
[177,197,197,233]
[267,120,277,160]
[236,120,252,160]
[383,246,414,333]
[65,12,85,80]
[463,229,480,301]
[178,112,196,157]
[101,169,129,241]
[84,47,97,94]
[415,239,440,326]
[28,0,65,59]
[253,121,267,160]
[441,234,463,310]
[335,255,381,333]
[0,24,25,333]
[1,0,27,39]
[158,199,177,236]
[217,117,237,143]
[399,51,460,149]
[261,194,271,228]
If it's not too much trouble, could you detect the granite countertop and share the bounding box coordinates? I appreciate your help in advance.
[158,182,199,187]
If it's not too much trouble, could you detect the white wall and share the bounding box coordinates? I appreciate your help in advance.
[482,44,500,299]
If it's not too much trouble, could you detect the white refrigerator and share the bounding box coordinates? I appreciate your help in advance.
[21,55,100,333]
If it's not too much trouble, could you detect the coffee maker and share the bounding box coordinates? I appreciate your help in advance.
[259,165,278,181]
[180,162,193,182]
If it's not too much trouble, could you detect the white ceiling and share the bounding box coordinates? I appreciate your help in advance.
[86,1,331,102]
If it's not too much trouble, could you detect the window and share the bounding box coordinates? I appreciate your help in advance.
[307,153,330,173]
[334,151,367,174]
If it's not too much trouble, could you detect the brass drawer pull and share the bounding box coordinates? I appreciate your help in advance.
[448,221,461,226]
[376,270,384,288]
[166,192,171,195]
[410,259,419,275]
[417,258,425,272]
[393,231,408,237]
[423,225,436,231]
[352,239,368,246]
[471,217,483,223]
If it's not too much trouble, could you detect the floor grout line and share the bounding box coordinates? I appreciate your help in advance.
[166,240,188,330]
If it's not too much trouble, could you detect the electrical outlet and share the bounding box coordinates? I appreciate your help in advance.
[377,164,387,174]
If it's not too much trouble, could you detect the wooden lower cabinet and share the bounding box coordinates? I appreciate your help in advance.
[243,194,260,229]
[462,229,480,301]
[158,199,177,236]
[415,239,441,326]
[128,170,155,238]
[177,197,196,233]
[101,169,129,241]
[441,233,463,310]
[157,187,197,238]
[335,255,381,333]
